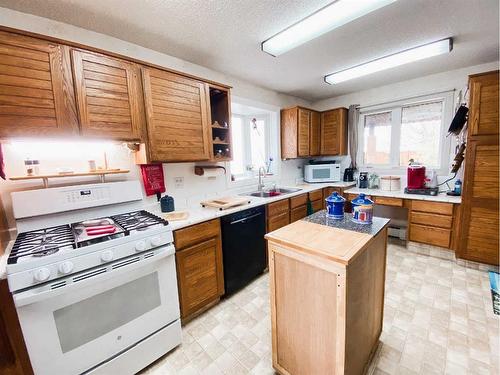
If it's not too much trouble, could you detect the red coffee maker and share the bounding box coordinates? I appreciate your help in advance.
[407,165,426,189]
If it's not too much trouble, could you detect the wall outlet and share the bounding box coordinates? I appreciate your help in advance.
[174,177,184,189]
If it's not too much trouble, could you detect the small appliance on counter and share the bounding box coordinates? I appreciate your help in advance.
[325,191,346,220]
[351,193,373,225]
[304,162,340,183]
[358,172,369,188]
[343,167,355,182]
[404,162,438,196]
[380,176,401,191]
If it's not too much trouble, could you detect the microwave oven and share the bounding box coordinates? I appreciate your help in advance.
[304,164,341,183]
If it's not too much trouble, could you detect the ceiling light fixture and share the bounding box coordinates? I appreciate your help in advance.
[261,0,397,57]
[324,38,453,84]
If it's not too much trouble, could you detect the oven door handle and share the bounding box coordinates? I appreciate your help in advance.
[13,245,175,308]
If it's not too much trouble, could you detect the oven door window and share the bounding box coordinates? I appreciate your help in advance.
[312,168,331,179]
[54,272,161,353]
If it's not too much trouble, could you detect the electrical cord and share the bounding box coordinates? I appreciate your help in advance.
[437,171,458,191]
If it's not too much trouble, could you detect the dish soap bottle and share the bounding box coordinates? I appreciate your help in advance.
[454,179,462,195]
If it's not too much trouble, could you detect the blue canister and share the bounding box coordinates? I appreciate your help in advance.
[325,192,346,220]
[160,195,175,212]
[351,193,374,225]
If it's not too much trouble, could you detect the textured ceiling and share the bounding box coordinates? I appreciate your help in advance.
[0,0,498,101]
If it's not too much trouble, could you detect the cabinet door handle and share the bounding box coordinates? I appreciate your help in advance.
[230,213,263,225]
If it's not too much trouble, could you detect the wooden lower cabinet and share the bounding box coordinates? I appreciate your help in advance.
[174,219,224,321]
[267,200,290,233]
[0,280,33,375]
[267,223,387,375]
[308,189,323,213]
[290,205,307,223]
[268,212,290,232]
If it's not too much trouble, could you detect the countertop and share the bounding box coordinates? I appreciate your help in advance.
[0,181,356,280]
[148,181,357,231]
[265,211,390,265]
[344,187,462,204]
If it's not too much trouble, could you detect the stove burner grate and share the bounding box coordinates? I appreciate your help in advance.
[111,210,168,233]
[8,225,76,264]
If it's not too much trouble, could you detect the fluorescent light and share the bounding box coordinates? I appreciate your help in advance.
[325,38,453,84]
[261,0,397,56]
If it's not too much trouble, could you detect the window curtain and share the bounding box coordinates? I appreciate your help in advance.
[348,104,360,170]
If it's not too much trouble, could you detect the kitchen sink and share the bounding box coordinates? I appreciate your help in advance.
[243,187,302,198]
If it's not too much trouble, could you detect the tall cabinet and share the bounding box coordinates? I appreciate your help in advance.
[458,70,499,265]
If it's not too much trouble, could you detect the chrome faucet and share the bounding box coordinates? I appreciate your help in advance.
[258,167,267,191]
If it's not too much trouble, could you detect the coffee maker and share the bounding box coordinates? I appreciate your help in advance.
[343,168,355,182]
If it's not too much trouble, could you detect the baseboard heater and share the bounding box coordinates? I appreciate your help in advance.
[387,226,407,240]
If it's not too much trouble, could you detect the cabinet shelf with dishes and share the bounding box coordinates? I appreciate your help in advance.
[208,86,232,161]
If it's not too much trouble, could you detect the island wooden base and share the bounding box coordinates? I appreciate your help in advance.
[267,227,387,375]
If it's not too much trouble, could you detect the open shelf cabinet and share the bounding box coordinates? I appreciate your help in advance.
[208,85,232,161]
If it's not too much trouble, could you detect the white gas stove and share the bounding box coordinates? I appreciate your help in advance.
[6,181,181,375]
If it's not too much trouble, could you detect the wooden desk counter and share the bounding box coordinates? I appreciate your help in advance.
[265,211,390,375]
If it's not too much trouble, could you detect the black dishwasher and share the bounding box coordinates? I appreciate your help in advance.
[221,205,267,295]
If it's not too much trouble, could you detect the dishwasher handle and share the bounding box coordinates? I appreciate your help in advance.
[229,212,263,225]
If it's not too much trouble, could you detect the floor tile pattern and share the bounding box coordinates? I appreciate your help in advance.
[141,241,499,375]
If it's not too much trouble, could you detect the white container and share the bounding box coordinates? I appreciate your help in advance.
[380,176,401,191]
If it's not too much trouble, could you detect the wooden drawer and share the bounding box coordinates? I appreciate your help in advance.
[268,199,290,217]
[174,219,220,249]
[373,196,403,207]
[308,189,323,202]
[410,224,451,248]
[311,199,323,213]
[411,200,453,216]
[411,212,453,229]
[290,194,307,209]
[268,212,290,232]
[290,205,307,222]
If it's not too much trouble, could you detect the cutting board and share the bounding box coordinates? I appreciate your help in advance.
[200,196,251,210]
[162,211,189,221]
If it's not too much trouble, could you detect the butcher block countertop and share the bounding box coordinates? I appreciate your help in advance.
[265,210,390,265]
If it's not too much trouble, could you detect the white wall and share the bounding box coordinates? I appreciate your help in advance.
[0,8,309,230]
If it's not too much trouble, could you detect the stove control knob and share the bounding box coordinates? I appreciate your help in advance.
[101,250,114,262]
[58,261,74,275]
[135,240,146,252]
[34,267,51,282]
[150,236,162,247]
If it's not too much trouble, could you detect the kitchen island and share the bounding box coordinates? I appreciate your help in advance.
[265,211,390,375]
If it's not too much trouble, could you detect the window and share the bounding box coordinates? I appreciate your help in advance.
[363,111,392,165]
[230,114,271,180]
[358,94,452,171]
[400,101,442,167]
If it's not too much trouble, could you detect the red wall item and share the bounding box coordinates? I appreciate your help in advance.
[140,164,166,198]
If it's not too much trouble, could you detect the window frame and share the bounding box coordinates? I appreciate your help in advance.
[356,92,454,175]
[229,113,272,182]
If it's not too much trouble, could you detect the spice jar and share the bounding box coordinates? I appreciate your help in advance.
[32,160,40,175]
[24,159,34,176]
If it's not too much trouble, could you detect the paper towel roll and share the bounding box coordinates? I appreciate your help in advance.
[194,166,226,177]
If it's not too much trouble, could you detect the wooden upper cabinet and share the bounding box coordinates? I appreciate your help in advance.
[281,106,347,159]
[0,30,78,137]
[281,106,320,159]
[297,108,310,157]
[468,71,499,137]
[141,67,211,162]
[71,49,145,140]
[309,110,321,156]
[320,108,347,156]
